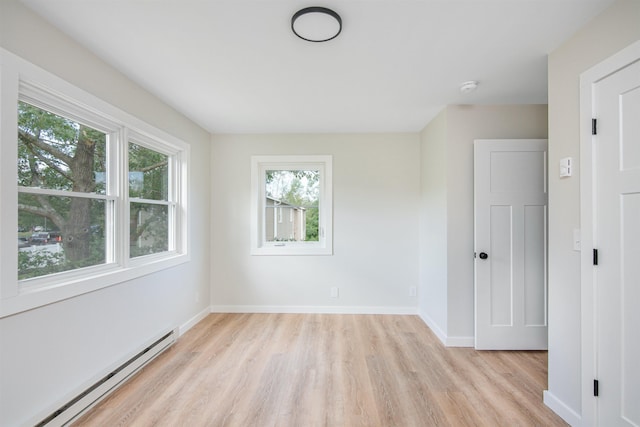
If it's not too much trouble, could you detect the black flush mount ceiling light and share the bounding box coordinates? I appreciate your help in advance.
[291,7,342,42]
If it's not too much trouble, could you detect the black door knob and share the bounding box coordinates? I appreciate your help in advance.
[479,252,488,259]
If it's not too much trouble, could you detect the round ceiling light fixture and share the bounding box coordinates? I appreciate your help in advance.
[292,7,342,42]
[460,81,479,93]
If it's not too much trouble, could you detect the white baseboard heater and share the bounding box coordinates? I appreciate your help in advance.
[37,329,177,427]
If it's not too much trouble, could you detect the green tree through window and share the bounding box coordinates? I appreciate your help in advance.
[128,143,170,257]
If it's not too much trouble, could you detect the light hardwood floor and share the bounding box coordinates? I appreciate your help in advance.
[74,313,567,426]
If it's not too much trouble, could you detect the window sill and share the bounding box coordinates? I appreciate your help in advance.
[0,252,189,318]
[251,244,332,256]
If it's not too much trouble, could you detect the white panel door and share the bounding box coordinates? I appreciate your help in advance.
[593,57,640,426]
[474,139,548,350]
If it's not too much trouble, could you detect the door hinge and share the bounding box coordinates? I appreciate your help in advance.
[592,118,597,135]
[593,249,599,266]
[594,379,599,397]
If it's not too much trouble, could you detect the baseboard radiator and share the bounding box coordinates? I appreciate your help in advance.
[37,329,177,427]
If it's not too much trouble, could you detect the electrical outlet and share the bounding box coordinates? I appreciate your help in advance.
[409,286,417,297]
[330,287,339,298]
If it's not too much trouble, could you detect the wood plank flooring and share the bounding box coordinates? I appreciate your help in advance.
[73,313,567,426]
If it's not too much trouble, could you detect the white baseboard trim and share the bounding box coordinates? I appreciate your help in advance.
[445,335,475,347]
[419,312,447,344]
[418,312,474,347]
[543,390,581,427]
[210,305,418,315]
[179,306,211,336]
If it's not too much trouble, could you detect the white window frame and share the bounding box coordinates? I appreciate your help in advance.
[0,49,189,318]
[251,155,332,256]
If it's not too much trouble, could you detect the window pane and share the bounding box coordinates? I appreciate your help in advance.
[18,194,106,280]
[130,203,169,257]
[265,170,319,242]
[129,143,168,200]
[18,102,107,194]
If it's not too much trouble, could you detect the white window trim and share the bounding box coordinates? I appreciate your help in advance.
[251,155,333,256]
[0,49,189,318]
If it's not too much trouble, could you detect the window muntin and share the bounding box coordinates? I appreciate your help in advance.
[251,156,332,255]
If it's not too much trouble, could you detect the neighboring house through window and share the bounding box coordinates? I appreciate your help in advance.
[265,196,306,242]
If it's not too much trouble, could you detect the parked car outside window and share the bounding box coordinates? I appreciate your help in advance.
[29,232,62,245]
[48,232,62,243]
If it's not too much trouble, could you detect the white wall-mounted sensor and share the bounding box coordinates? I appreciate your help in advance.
[560,157,572,177]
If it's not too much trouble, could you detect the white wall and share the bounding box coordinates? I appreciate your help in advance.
[0,2,211,425]
[546,0,640,423]
[418,109,449,339]
[211,133,420,312]
[419,105,548,345]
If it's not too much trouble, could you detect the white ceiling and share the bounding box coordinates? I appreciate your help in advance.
[22,0,613,134]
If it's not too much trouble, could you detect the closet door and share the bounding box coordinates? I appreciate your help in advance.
[591,56,640,427]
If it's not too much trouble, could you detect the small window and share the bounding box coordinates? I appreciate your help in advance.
[251,155,332,255]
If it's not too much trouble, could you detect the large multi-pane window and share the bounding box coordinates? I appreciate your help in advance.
[251,155,332,255]
[15,99,186,283]
[2,50,188,317]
